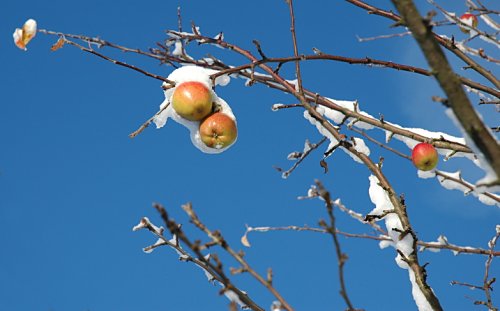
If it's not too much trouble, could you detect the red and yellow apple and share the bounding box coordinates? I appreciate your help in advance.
[199,112,237,149]
[172,81,213,121]
[459,13,478,33]
[412,142,438,171]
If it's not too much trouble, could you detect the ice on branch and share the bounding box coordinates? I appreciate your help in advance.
[13,19,37,51]
[152,66,235,154]
[221,285,248,309]
[368,175,434,311]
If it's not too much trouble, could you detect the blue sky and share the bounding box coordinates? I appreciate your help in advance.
[1,1,499,310]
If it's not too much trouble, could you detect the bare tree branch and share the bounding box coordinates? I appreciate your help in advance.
[390,0,500,182]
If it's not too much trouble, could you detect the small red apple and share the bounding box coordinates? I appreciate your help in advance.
[459,13,478,33]
[199,112,237,149]
[412,142,438,171]
[172,81,213,121]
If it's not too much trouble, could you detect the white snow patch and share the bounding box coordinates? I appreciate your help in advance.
[407,268,434,311]
[368,174,435,311]
[271,103,285,111]
[322,98,375,130]
[219,283,247,309]
[367,175,393,217]
[379,237,394,249]
[304,109,339,158]
[352,137,370,156]
[417,170,436,179]
[143,238,164,254]
[132,217,162,234]
[172,40,183,56]
[286,79,299,92]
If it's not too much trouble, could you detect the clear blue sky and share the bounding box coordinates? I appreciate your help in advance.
[1,1,498,310]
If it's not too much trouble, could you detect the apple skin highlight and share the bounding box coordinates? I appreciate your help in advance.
[172,81,213,121]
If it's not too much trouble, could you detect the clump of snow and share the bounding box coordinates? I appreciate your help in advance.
[367,175,393,217]
[419,235,448,253]
[407,269,434,311]
[271,103,285,111]
[172,40,184,56]
[223,289,246,308]
[419,169,499,207]
[379,236,393,249]
[417,170,436,179]
[152,66,236,154]
[305,106,371,164]
[385,123,470,161]
[286,79,299,92]
[352,137,370,155]
[368,175,435,311]
[143,238,164,254]
[322,98,375,130]
[132,217,163,233]
[304,109,339,157]
[437,171,469,192]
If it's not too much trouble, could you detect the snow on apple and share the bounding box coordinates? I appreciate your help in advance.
[153,66,236,154]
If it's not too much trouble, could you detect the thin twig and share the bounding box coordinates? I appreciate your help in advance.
[48,34,176,86]
[279,137,328,179]
[242,224,500,256]
[315,180,359,311]
[181,203,294,311]
[286,0,305,96]
[129,102,171,138]
[151,203,266,311]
